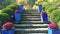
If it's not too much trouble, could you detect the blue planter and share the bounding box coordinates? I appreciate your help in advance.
[14,13,21,22]
[38,5,43,12]
[19,5,24,13]
[48,27,60,34]
[2,29,15,34]
[41,12,48,22]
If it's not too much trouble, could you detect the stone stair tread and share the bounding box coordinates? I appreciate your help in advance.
[22,16,41,18]
[24,11,40,13]
[25,33,47,34]
[22,12,40,13]
[22,18,41,20]
[21,21,41,22]
[15,28,48,31]
[22,16,40,17]
[15,32,47,34]
[21,21,44,23]
[22,15,40,16]
[24,10,38,12]
[21,18,41,21]
[15,24,48,27]
[22,14,40,15]
[15,21,50,24]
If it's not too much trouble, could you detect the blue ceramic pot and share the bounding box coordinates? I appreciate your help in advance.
[48,27,60,34]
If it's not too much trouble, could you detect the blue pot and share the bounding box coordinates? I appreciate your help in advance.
[19,5,24,13]
[38,5,43,12]
[48,27,60,34]
[41,12,48,22]
[14,13,21,22]
[2,29,15,34]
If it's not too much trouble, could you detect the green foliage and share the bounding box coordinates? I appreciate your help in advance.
[45,5,56,15]
[6,4,19,10]
[1,4,19,22]
[58,21,60,28]
[27,0,37,7]
[50,9,60,22]
[0,13,10,25]
[41,2,49,7]
[0,0,15,9]
[1,8,13,16]
[41,2,49,10]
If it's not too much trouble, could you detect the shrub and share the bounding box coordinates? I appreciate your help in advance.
[41,2,49,10]
[1,4,19,22]
[41,2,49,7]
[1,8,13,16]
[45,5,56,16]
[50,9,60,22]
[0,13,10,25]
[6,4,19,10]
[57,21,60,28]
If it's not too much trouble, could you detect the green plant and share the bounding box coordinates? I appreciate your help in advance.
[41,2,49,7]
[1,8,13,16]
[45,5,56,16]
[50,9,60,22]
[0,0,15,9]
[27,0,37,7]
[58,21,60,28]
[41,2,49,10]
[0,13,10,25]
[6,4,19,10]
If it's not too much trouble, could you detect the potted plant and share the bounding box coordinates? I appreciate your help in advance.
[2,22,15,34]
[48,22,60,34]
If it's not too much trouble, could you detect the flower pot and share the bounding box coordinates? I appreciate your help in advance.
[2,29,15,34]
[19,5,24,13]
[14,13,21,22]
[38,5,43,12]
[48,27,60,34]
[41,11,48,22]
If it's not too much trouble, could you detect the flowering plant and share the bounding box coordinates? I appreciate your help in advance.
[15,10,20,13]
[2,22,15,30]
[48,22,58,29]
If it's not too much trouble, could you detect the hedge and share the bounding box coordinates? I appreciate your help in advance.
[6,4,19,10]
[41,2,49,8]
[1,8,13,16]
[45,5,56,16]
[0,13,10,26]
[41,2,49,10]
[58,21,60,28]
[50,9,60,22]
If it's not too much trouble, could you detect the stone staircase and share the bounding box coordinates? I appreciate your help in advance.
[15,10,48,34]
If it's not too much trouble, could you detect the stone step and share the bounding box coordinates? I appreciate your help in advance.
[22,12,40,14]
[15,33,47,34]
[20,21,49,23]
[15,28,48,33]
[15,32,47,34]
[24,11,39,12]
[21,21,41,23]
[21,15,41,18]
[21,18,41,21]
[24,10,38,12]
[21,16,40,18]
[15,21,49,24]
[23,12,40,13]
[22,14,40,16]
[15,24,48,28]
